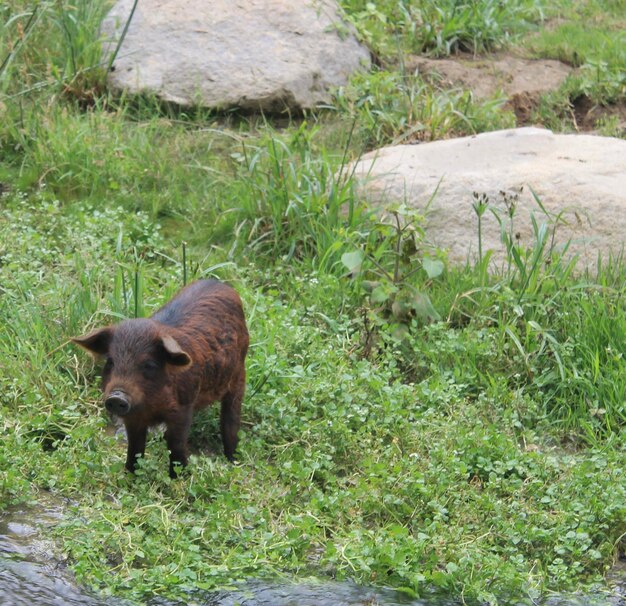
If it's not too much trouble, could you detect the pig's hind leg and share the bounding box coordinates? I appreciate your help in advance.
[220,382,243,462]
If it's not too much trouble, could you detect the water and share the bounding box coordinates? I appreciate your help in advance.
[196,578,626,606]
[0,496,129,606]
[196,579,427,605]
[1,497,624,606]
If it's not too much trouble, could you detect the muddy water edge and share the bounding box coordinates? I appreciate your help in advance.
[0,493,130,605]
[1,494,624,606]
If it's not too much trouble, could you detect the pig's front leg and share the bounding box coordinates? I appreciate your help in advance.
[124,421,147,473]
[165,413,192,478]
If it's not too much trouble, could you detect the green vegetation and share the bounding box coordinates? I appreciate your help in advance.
[1,0,625,604]
[340,0,544,57]
[522,0,626,126]
[334,70,515,147]
[336,0,626,135]
[527,0,626,67]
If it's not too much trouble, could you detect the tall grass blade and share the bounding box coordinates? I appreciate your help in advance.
[106,0,139,72]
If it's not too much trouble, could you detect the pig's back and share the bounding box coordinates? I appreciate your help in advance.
[152,280,245,330]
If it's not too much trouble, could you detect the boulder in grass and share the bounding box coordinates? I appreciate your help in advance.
[351,128,626,270]
[101,0,371,112]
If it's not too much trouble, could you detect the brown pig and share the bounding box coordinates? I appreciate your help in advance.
[73,280,249,477]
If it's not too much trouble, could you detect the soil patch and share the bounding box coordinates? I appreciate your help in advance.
[406,53,574,102]
[571,94,626,133]
[405,54,573,125]
[405,53,626,133]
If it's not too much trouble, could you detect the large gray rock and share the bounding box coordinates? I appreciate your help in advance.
[351,128,626,269]
[101,0,370,112]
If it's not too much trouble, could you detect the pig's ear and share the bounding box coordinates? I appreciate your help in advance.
[161,335,192,367]
[72,327,113,357]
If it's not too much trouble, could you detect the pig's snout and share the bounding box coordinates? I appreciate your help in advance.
[105,390,131,416]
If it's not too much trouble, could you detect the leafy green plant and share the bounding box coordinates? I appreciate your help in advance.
[341,204,443,345]
[575,61,626,104]
[3,155,626,606]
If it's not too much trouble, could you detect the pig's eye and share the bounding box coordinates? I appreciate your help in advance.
[140,360,160,377]
[104,357,113,371]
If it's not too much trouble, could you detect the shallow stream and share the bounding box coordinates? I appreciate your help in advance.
[1,496,624,606]
[0,495,128,606]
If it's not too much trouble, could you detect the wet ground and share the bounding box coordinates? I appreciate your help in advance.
[1,496,624,606]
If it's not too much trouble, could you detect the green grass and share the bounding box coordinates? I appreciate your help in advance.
[0,0,111,102]
[1,0,626,604]
[340,0,544,58]
[528,23,626,68]
[521,0,626,124]
[333,70,515,148]
[1,176,625,604]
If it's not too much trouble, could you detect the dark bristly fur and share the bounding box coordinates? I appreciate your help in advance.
[73,280,249,477]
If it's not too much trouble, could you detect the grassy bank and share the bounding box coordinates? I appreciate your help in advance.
[1,0,625,604]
